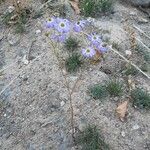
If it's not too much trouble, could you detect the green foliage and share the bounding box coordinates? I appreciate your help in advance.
[15,22,25,33]
[64,37,79,52]
[135,45,150,62]
[81,0,114,17]
[144,53,150,62]
[112,42,119,50]
[131,88,150,110]
[76,125,110,150]
[140,63,149,72]
[65,53,82,73]
[106,80,123,96]
[2,7,31,33]
[2,12,14,25]
[90,84,108,100]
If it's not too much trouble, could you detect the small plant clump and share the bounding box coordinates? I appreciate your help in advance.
[2,4,31,33]
[64,36,79,52]
[131,88,150,110]
[81,0,114,17]
[90,84,108,100]
[0,0,5,4]
[65,53,82,73]
[135,45,150,63]
[106,80,123,97]
[76,125,110,150]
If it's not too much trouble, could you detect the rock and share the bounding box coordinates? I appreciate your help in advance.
[125,50,132,56]
[114,97,119,101]
[35,30,41,35]
[127,0,150,7]
[22,55,29,65]
[78,123,86,132]
[60,101,65,107]
[132,124,140,130]
[121,131,126,137]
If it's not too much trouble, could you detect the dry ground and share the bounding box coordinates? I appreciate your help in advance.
[0,0,150,150]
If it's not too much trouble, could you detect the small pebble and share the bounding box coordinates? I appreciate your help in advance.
[35,30,41,35]
[125,50,132,56]
[121,131,126,137]
[22,55,29,65]
[60,101,65,107]
[132,124,140,130]
[4,114,7,117]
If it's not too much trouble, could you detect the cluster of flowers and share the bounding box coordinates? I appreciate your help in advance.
[45,17,108,58]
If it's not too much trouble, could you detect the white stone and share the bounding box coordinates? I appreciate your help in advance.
[22,55,29,65]
[60,101,65,107]
[132,124,140,130]
[125,50,132,56]
[35,30,41,35]
[130,11,137,16]
[121,131,126,137]
[78,123,86,131]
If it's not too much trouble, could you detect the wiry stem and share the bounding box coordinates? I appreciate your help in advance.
[49,39,81,138]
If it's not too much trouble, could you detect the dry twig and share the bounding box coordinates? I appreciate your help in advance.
[133,25,150,40]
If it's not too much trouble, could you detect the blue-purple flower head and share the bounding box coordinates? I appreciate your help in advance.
[45,17,56,28]
[88,33,102,46]
[73,20,86,32]
[97,45,108,53]
[82,47,96,58]
[54,18,71,33]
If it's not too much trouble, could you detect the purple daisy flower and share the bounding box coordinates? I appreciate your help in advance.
[97,45,108,53]
[73,20,86,32]
[54,18,71,33]
[82,47,96,58]
[45,17,56,28]
[51,34,67,43]
[88,33,102,46]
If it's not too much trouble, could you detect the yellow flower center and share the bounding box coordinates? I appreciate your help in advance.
[77,21,80,25]
[93,36,97,40]
[60,23,65,27]
[48,18,52,22]
[86,49,90,53]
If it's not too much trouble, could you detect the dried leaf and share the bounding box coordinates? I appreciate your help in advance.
[69,0,80,15]
[127,75,136,91]
[90,50,102,65]
[116,100,128,122]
